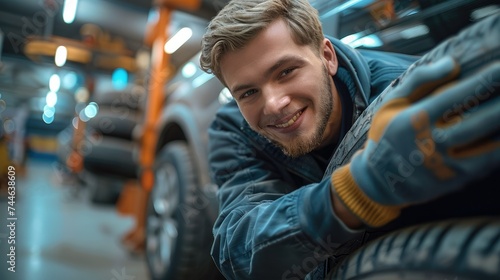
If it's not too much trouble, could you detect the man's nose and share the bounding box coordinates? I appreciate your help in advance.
[262,85,290,115]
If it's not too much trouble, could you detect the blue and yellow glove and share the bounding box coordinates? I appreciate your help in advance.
[332,57,500,227]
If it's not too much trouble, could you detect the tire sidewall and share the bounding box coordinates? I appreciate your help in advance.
[146,141,219,280]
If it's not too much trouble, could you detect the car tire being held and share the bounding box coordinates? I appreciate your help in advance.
[146,141,223,280]
[328,218,500,280]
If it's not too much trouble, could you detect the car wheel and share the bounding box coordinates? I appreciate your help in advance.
[146,141,223,280]
[328,218,500,280]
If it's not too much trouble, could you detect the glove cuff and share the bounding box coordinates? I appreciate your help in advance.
[331,165,401,227]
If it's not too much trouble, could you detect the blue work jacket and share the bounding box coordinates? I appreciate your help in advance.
[207,37,417,279]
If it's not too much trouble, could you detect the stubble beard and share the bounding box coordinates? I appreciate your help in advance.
[265,66,334,158]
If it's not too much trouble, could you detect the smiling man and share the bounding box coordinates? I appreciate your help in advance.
[219,19,342,158]
[200,0,500,279]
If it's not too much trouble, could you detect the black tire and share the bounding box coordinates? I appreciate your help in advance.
[92,88,144,111]
[83,137,138,178]
[328,218,500,280]
[87,108,139,141]
[146,141,224,280]
[325,13,500,178]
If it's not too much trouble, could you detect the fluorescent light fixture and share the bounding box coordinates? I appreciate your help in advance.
[63,72,78,89]
[46,91,58,107]
[147,9,159,25]
[362,34,383,48]
[400,24,429,39]
[182,62,198,78]
[43,106,55,118]
[320,0,364,19]
[42,113,54,124]
[79,109,90,122]
[112,68,128,90]
[55,46,67,67]
[75,87,89,103]
[192,72,213,88]
[63,0,78,24]
[471,5,500,21]
[342,31,383,48]
[341,33,362,44]
[218,88,233,105]
[49,74,61,92]
[164,27,192,54]
[84,102,99,119]
[72,117,79,129]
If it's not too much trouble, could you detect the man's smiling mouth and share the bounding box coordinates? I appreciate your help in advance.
[274,110,304,128]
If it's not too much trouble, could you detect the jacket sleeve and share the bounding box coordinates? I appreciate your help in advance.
[208,107,364,279]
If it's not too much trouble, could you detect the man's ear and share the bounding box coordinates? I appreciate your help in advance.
[322,38,338,76]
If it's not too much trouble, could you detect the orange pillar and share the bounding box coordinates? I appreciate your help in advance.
[140,0,201,191]
[140,7,172,192]
[119,8,173,252]
[120,0,201,254]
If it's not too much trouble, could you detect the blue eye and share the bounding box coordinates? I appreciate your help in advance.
[280,68,295,78]
[240,89,258,100]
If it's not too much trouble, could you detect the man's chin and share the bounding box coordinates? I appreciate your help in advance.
[274,139,317,158]
[257,130,319,158]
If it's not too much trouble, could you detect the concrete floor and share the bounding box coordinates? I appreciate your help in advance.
[0,158,149,280]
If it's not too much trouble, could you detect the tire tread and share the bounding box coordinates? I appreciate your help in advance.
[329,218,500,280]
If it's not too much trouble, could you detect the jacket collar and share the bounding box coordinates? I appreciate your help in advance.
[326,35,372,119]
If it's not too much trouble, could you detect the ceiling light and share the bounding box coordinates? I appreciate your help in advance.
[164,27,192,54]
[343,33,383,49]
[84,102,99,119]
[49,74,61,92]
[400,24,429,39]
[46,91,58,107]
[192,73,213,88]
[218,88,233,105]
[43,106,55,118]
[42,113,54,124]
[75,87,89,103]
[341,33,362,44]
[55,46,67,67]
[320,0,364,19]
[471,5,500,21]
[63,72,78,89]
[112,68,128,90]
[182,62,197,78]
[63,0,78,24]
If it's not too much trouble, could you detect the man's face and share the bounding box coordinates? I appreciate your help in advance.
[220,19,341,157]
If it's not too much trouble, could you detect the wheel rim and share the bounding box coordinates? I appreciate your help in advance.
[147,162,180,277]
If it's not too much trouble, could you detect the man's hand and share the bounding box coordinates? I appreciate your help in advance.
[331,57,500,227]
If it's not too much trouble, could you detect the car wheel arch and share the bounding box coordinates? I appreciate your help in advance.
[156,104,212,188]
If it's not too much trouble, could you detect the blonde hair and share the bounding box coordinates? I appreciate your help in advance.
[200,0,324,83]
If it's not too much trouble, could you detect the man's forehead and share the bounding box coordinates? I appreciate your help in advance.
[219,20,302,87]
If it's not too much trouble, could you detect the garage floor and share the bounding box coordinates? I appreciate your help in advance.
[0,158,149,280]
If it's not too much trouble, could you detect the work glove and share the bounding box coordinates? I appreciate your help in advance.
[331,57,500,227]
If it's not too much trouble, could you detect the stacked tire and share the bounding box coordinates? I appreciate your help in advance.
[82,87,144,204]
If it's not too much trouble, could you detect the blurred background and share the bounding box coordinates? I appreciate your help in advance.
[0,0,498,279]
